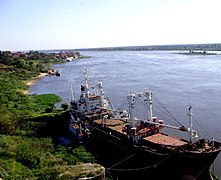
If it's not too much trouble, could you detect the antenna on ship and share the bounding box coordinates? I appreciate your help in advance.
[188,105,193,143]
[97,82,105,107]
[128,93,136,128]
[146,91,153,121]
[187,105,198,143]
[83,68,91,113]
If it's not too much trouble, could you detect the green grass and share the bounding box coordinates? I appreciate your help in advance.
[0,60,97,179]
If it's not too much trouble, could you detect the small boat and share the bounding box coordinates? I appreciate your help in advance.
[48,69,60,76]
[69,69,221,179]
[55,71,60,76]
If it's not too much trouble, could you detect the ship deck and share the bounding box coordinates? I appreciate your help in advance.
[93,119,188,149]
[94,119,126,126]
[94,119,128,135]
[143,133,188,148]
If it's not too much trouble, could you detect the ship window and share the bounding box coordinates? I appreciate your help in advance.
[90,105,94,107]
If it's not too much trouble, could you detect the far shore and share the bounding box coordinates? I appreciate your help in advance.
[23,73,48,94]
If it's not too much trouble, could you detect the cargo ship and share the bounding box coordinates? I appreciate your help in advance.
[69,69,221,179]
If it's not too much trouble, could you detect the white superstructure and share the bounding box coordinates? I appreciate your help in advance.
[72,68,113,114]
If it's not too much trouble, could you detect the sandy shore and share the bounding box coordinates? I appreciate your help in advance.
[23,73,48,94]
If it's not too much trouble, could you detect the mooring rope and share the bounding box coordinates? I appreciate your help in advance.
[107,153,136,169]
[107,151,176,172]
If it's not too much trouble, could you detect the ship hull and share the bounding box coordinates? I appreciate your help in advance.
[89,126,220,180]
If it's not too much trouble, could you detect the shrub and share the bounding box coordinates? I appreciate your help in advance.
[61,103,69,111]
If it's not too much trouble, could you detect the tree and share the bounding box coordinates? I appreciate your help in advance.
[36,62,45,72]
[16,59,28,69]
[2,56,13,65]
[0,107,17,135]
[61,103,69,111]
[28,61,37,70]
[45,103,55,113]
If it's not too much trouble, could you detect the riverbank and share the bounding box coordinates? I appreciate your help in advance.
[23,72,48,94]
[0,50,101,179]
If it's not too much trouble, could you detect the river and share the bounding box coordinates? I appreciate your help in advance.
[29,51,221,177]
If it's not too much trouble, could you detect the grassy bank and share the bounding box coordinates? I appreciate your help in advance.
[0,51,96,179]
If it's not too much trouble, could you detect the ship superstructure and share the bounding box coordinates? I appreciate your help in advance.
[70,69,113,114]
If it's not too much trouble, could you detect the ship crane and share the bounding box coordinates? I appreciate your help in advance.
[128,90,155,128]
[127,90,198,139]
[97,82,105,107]
[143,120,188,132]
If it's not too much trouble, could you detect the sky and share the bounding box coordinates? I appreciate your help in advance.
[0,0,221,51]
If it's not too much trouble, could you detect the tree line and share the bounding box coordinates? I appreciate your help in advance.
[73,43,221,51]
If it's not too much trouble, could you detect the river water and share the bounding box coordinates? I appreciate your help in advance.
[29,51,221,177]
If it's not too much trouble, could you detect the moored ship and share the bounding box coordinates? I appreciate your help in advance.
[69,69,221,179]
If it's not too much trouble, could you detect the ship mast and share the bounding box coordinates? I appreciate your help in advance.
[128,93,136,128]
[146,91,153,121]
[70,84,75,102]
[188,105,193,143]
[83,68,91,113]
[98,82,105,107]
